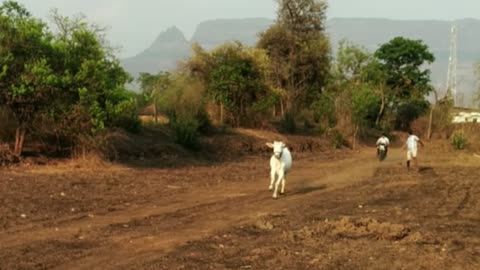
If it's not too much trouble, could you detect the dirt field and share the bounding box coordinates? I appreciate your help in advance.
[0,140,479,270]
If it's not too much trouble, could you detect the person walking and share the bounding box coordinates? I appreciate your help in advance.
[403,130,424,171]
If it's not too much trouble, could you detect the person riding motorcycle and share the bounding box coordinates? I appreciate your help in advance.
[376,133,390,158]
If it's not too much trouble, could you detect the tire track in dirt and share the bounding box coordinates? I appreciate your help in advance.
[0,149,397,270]
[51,149,394,270]
[134,148,480,270]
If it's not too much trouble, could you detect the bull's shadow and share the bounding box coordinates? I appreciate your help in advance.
[288,179,328,196]
[291,185,327,195]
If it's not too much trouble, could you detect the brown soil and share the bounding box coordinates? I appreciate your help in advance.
[0,137,479,270]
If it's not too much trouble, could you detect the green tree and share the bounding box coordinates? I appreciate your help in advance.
[157,74,209,149]
[359,59,391,127]
[49,10,137,135]
[208,42,274,126]
[0,2,140,157]
[138,71,171,123]
[327,40,393,147]
[375,37,435,98]
[333,39,372,83]
[351,85,382,129]
[0,1,56,155]
[184,42,275,127]
[310,92,336,132]
[258,0,330,115]
[374,37,435,129]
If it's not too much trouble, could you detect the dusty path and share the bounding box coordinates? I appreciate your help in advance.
[0,148,389,270]
[63,149,389,270]
[143,146,480,270]
[2,146,478,270]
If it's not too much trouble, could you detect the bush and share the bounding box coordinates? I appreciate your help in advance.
[395,99,429,131]
[281,112,297,133]
[298,109,316,130]
[311,93,337,129]
[195,109,212,134]
[451,132,467,150]
[187,42,275,128]
[171,116,200,149]
[330,130,345,149]
[158,75,210,149]
[107,99,142,133]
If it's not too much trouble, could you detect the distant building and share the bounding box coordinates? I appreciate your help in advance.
[452,109,480,123]
[139,104,169,124]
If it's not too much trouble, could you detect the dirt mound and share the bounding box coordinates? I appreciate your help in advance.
[405,231,439,245]
[201,129,342,160]
[103,127,346,167]
[319,217,410,241]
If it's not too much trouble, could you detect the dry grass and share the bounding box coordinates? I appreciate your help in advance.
[18,155,132,177]
[455,124,480,151]
[139,115,169,125]
[235,128,287,142]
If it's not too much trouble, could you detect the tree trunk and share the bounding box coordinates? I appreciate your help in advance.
[14,127,26,157]
[220,103,224,125]
[280,100,285,117]
[19,129,25,155]
[427,90,438,140]
[153,97,158,123]
[352,125,359,150]
[240,98,244,127]
[375,86,386,126]
[427,106,434,140]
[14,128,20,156]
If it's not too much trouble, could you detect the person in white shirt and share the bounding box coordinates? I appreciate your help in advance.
[403,130,424,170]
[376,133,390,157]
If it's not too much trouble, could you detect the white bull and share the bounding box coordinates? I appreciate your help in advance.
[266,141,292,199]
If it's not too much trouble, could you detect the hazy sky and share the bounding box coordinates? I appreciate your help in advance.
[14,0,480,58]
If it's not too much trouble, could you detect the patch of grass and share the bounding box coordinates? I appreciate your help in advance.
[451,132,467,150]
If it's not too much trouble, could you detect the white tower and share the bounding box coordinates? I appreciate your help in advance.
[446,24,458,106]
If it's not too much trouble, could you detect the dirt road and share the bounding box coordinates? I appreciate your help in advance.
[1,146,479,269]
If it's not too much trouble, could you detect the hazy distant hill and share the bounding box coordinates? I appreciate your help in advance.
[121,26,190,81]
[191,18,273,49]
[121,18,480,107]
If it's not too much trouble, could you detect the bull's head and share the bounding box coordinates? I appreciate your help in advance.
[266,141,286,159]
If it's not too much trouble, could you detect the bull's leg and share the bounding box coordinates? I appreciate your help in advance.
[273,171,284,199]
[280,174,286,195]
[269,169,275,190]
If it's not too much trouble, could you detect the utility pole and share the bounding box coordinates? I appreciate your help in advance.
[446,23,458,106]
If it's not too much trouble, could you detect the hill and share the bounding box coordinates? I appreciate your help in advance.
[191,18,273,49]
[121,18,480,107]
[121,26,191,87]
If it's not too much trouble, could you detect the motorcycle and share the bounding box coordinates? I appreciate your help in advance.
[377,144,387,161]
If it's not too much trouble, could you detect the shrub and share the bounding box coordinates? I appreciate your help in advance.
[451,132,467,150]
[311,93,337,130]
[281,112,297,133]
[331,130,345,149]
[107,99,142,133]
[158,74,210,149]
[195,109,212,134]
[171,115,200,149]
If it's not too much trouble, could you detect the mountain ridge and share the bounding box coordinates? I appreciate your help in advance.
[121,17,480,106]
